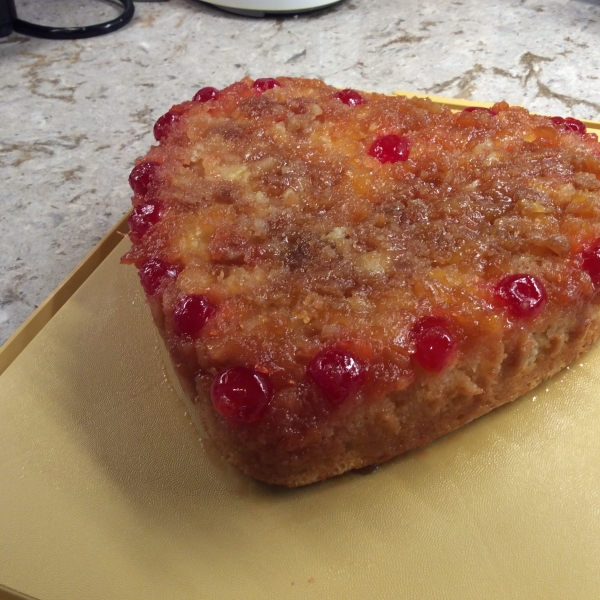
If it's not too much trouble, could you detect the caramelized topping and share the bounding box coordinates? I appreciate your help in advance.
[125,77,600,426]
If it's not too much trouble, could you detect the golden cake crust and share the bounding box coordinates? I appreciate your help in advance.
[124,77,600,486]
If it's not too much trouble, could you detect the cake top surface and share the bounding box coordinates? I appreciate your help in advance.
[123,76,600,418]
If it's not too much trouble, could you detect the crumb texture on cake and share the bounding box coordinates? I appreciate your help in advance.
[123,77,600,486]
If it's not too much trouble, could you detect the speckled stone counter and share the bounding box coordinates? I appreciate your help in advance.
[2,0,600,345]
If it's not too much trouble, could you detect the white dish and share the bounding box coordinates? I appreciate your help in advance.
[203,0,343,15]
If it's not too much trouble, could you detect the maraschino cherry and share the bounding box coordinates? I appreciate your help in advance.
[307,347,366,404]
[335,89,365,106]
[173,294,217,338]
[138,258,181,295]
[154,111,180,142]
[253,78,281,93]
[193,87,219,103]
[211,366,273,423]
[411,316,457,372]
[581,239,600,286]
[494,274,547,319]
[462,106,496,115]
[369,135,411,164]
[551,116,586,134]
[129,161,159,196]
[128,200,163,237]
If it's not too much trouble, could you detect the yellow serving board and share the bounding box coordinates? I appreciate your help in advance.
[1,96,600,600]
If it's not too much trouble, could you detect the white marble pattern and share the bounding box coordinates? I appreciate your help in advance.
[1,0,600,344]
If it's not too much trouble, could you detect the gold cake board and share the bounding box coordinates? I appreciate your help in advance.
[1,95,599,600]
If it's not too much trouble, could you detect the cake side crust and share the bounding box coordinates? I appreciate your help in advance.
[165,300,599,487]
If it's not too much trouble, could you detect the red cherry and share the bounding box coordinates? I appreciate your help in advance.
[565,117,586,134]
[193,86,219,102]
[154,111,180,142]
[307,347,366,404]
[494,274,547,319]
[129,161,159,196]
[551,116,586,134]
[335,89,365,106]
[138,258,182,295]
[462,106,496,115]
[252,78,281,93]
[173,294,217,337]
[128,200,163,237]
[581,239,600,285]
[411,316,457,372]
[368,135,411,164]
[211,366,273,423]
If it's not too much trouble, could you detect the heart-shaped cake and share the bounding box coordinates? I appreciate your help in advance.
[122,77,600,486]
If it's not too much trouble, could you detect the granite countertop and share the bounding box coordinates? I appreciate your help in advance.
[1,0,600,346]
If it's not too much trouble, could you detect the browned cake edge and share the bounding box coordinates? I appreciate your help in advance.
[151,294,600,487]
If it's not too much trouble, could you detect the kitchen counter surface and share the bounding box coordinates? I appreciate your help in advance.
[2,0,600,345]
